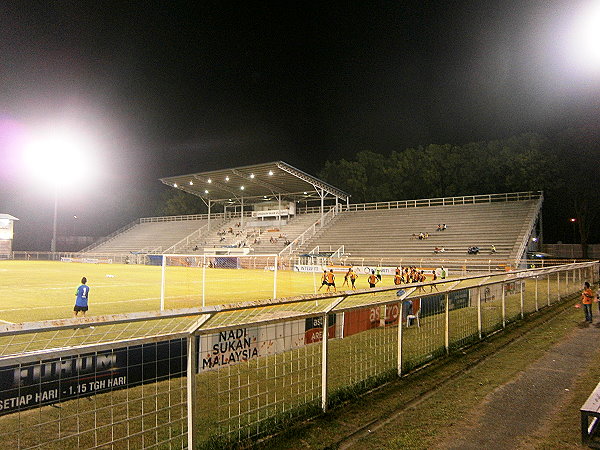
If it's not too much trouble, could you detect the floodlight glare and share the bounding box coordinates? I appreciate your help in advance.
[566,2,600,73]
[250,173,255,178]
[268,170,273,176]
[240,186,245,190]
[173,183,178,188]
[204,189,209,194]
[22,125,96,187]
[189,181,193,185]
[207,179,212,183]
[225,176,229,181]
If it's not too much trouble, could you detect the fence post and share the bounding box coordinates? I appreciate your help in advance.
[501,283,506,327]
[445,293,450,354]
[477,287,482,339]
[187,333,198,449]
[535,276,538,311]
[321,314,329,412]
[398,301,404,376]
[160,255,166,311]
[520,279,524,319]
[557,271,561,303]
[547,274,551,306]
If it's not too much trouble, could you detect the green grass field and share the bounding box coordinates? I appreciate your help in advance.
[0,261,406,323]
[0,259,583,448]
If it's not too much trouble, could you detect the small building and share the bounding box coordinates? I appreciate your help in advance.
[0,214,19,258]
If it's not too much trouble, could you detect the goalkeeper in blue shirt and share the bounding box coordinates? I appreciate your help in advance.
[73,277,90,317]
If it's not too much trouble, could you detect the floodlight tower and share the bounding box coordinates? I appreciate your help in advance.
[23,125,96,255]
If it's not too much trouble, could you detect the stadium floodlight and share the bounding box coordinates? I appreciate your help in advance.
[563,1,600,74]
[23,124,97,253]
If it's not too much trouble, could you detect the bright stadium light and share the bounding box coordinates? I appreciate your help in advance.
[22,124,98,253]
[564,1,600,74]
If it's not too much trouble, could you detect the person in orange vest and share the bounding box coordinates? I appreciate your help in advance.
[342,267,352,288]
[350,269,358,290]
[394,271,402,285]
[318,270,327,291]
[582,281,595,323]
[326,269,336,293]
[368,270,379,289]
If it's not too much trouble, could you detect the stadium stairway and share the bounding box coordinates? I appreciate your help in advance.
[85,219,210,254]
[295,200,540,269]
[198,213,322,255]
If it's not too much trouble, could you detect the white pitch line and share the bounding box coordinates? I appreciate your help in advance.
[0,319,14,324]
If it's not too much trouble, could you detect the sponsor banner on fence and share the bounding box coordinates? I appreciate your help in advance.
[343,303,400,337]
[199,314,343,371]
[199,320,307,372]
[0,339,185,416]
[61,257,113,264]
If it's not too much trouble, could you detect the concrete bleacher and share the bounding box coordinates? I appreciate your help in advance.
[195,213,321,254]
[296,200,540,268]
[87,219,209,254]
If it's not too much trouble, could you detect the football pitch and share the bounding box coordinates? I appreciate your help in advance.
[0,261,395,323]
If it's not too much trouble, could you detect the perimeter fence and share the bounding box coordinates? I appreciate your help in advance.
[0,261,597,448]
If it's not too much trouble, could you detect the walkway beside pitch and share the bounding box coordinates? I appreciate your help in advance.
[436,320,600,450]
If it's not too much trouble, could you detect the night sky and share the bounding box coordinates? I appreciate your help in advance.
[1,1,599,249]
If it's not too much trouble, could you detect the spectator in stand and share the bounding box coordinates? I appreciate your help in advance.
[467,246,480,254]
[491,244,497,254]
[436,224,442,231]
[418,232,425,240]
[442,224,447,230]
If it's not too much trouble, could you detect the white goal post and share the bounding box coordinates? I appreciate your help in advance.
[160,253,279,310]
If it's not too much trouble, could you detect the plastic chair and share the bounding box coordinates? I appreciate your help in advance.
[406,309,420,328]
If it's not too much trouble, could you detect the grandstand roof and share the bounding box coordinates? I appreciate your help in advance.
[160,161,349,205]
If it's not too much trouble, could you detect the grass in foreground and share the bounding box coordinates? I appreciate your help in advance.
[259,292,589,449]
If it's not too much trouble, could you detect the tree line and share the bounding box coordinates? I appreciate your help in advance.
[317,130,599,253]
[158,129,600,253]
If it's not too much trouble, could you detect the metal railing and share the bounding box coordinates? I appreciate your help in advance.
[0,261,597,448]
[279,207,338,257]
[79,218,141,253]
[162,224,210,254]
[511,194,544,266]
[298,191,542,214]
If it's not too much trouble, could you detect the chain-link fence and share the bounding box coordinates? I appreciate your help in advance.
[0,262,597,448]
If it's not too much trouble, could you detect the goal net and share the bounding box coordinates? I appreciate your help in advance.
[160,254,281,310]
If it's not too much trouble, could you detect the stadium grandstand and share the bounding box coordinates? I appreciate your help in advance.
[80,162,543,272]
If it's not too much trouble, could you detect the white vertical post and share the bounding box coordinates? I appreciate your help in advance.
[444,293,449,354]
[520,280,524,319]
[278,194,282,228]
[202,255,206,308]
[207,200,211,231]
[477,287,482,339]
[501,283,506,328]
[241,196,244,228]
[321,314,329,412]
[557,271,560,302]
[186,333,197,449]
[160,255,166,311]
[397,301,403,376]
[535,276,538,311]
[273,255,278,299]
[547,273,551,306]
